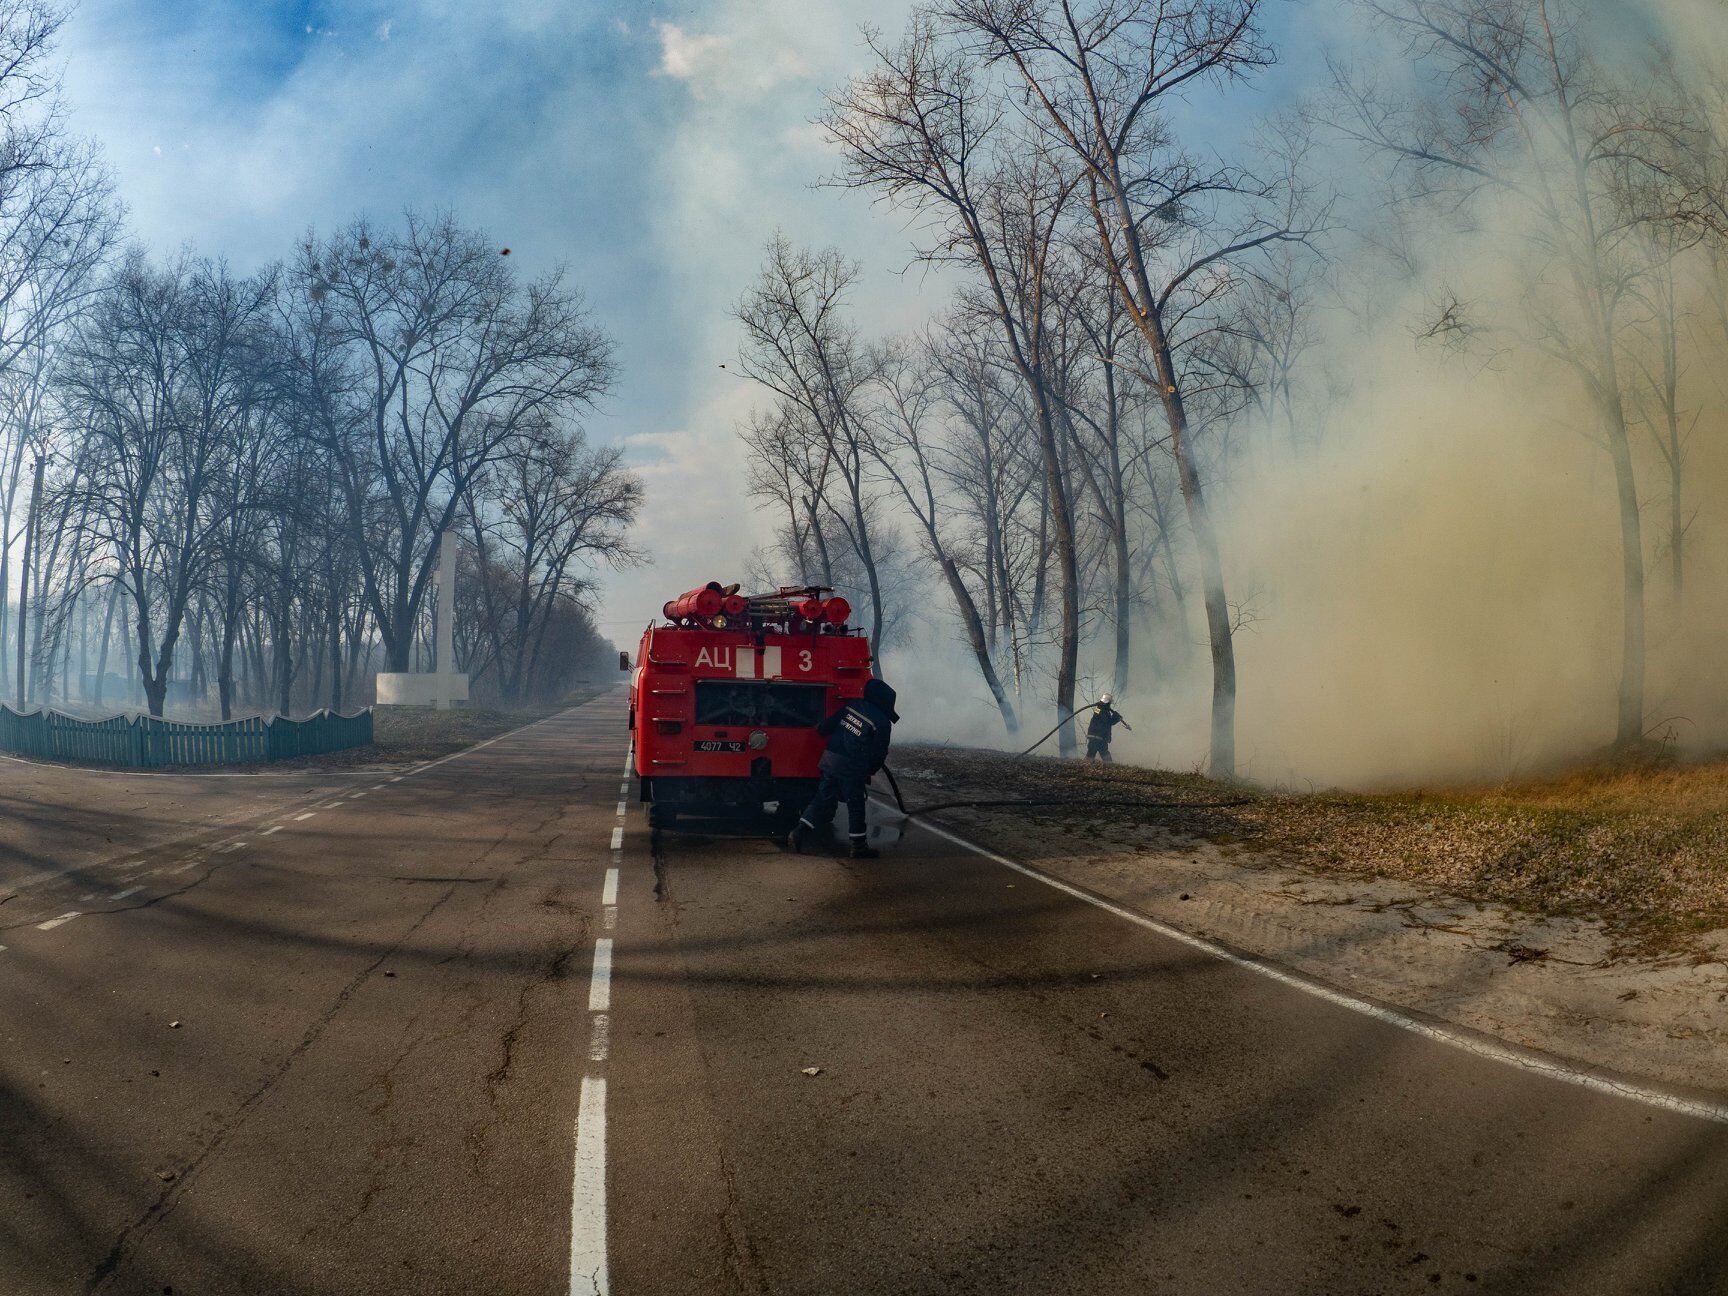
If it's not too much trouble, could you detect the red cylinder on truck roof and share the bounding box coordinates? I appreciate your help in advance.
[666,584,724,621]
[795,597,826,622]
[722,593,747,616]
[823,596,851,625]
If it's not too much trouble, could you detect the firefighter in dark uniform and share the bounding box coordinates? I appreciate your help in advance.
[790,677,898,859]
[1085,692,1130,762]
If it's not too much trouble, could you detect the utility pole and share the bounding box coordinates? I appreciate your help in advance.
[15,454,43,707]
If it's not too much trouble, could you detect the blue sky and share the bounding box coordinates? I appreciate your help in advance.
[54,0,1334,636]
[61,0,686,429]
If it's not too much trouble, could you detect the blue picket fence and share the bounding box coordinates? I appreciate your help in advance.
[0,705,374,769]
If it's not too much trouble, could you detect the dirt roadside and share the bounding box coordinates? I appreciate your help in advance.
[888,745,1728,1098]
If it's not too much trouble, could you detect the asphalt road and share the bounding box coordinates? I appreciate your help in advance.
[3,690,1726,1295]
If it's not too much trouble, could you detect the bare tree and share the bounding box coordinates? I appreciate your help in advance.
[825,21,1089,748]
[735,237,892,658]
[463,421,642,703]
[870,338,1020,730]
[1334,0,1673,750]
[57,257,275,714]
[284,213,616,674]
[941,0,1317,777]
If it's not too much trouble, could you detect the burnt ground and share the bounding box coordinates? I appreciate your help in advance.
[890,744,1728,954]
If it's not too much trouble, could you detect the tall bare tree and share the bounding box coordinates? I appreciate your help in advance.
[735,237,892,658]
[284,213,616,674]
[825,21,1088,747]
[941,0,1317,777]
[1335,0,1671,750]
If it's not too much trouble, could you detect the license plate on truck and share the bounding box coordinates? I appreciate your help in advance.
[694,740,747,753]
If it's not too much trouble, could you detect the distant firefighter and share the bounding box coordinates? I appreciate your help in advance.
[1085,693,1130,763]
[790,677,899,859]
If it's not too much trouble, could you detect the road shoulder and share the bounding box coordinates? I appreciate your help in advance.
[889,759,1728,1100]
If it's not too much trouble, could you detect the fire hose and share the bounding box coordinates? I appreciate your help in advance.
[874,764,1253,820]
[1015,704,1130,758]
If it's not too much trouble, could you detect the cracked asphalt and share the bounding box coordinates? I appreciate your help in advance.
[6,690,1728,1294]
[0,700,620,1295]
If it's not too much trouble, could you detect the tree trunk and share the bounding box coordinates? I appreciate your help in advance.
[218,623,239,721]
[938,552,1018,733]
[1125,299,1234,776]
[1601,392,1645,749]
[15,456,42,707]
[94,582,117,708]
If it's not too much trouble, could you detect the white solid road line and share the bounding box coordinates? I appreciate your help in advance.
[609,826,623,851]
[570,1075,609,1296]
[36,912,81,931]
[587,938,613,1013]
[891,804,1728,1127]
[601,868,618,906]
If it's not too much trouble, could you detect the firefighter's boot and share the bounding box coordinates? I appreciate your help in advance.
[849,841,879,860]
[788,822,810,854]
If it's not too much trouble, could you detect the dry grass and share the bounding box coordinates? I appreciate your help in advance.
[894,744,1728,952]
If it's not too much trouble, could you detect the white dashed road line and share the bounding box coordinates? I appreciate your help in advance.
[261,825,281,835]
[571,736,629,1296]
[570,1076,609,1296]
[109,886,141,901]
[586,939,613,1013]
[36,913,81,931]
[294,812,316,822]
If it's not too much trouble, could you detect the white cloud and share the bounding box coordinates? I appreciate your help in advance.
[651,18,813,99]
[375,19,393,41]
[652,21,731,85]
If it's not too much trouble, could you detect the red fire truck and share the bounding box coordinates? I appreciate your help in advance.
[628,582,872,827]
